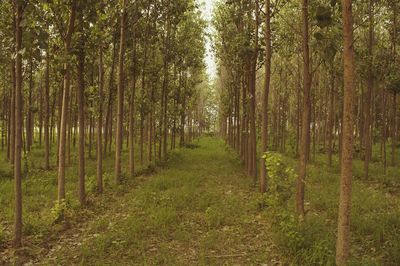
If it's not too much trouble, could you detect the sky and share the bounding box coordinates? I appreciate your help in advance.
[199,0,217,80]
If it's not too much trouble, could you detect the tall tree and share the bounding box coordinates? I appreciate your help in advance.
[115,0,127,184]
[57,0,77,202]
[77,6,86,205]
[363,0,374,178]
[13,0,23,248]
[260,0,271,193]
[97,45,104,193]
[296,0,312,218]
[336,0,356,263]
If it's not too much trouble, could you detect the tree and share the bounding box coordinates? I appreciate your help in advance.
[260,0,271,193]
[77,4,86,205]
[13,0,24,248]
[336,0,356,263]
[97,44,104,193]
[363,0,374,178]
[296,0,312,218]
[115,0,127,184]
[57,0,77,202]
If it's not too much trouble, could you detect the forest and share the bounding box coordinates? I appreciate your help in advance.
[0,0,399,265]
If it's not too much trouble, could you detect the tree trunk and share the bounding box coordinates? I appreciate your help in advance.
[104,32,117,157]
[57,0,77,202]
[129,34,137,178]
[260,0,271,193]
[336,0,356,263]
[364,0,374,178]
[44,43,50,170]
[296,0,312,218]
[97,46,104,193]
[115,0,127,183]
[13,0,23,247]
[328,67,335,166]
[77,14,86,205]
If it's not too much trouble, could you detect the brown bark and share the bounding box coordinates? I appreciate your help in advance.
[129,34,137,178]
[115,0,127,183]
[13,0,23,247]
[296,0,312,218]
[44,43,50,170]
[77,14,86,205]
[248,0,259,182]
[336,0,356,263]
[97,46,104,193]
[327,68,335,166]
[104,32,117,157]
[364,0,374,178]
[260,0,271,193]
[57,0,77,202]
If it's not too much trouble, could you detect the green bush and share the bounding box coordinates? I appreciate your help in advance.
[262,152,296,208]
[262,152,334,265]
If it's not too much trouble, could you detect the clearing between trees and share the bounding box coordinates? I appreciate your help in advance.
[18,138,280,265]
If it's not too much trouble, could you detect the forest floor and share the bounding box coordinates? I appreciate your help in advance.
[1,137,400,265]
[18,137,281,265]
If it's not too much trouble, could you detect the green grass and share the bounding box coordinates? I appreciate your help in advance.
[269,147,400,265]
[1,138,399,265]
[3,138,279,265]
[0,141,157,255]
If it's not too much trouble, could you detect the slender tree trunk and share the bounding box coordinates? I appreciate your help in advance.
[10,10,16,164]
[296,0,312,218]
[328,68,335,166]
[260,0,271,193]
[391,93,397,166]
[57,0,77,202]
[391,3,397,166]
[129,34,136,178]
[248,0,259,182]
[44,43,50,170]
[382,88,387,174]
[77,14,86,205]
[336,0,356,263]
[26,58,33,152]
[364,0,374,178]
[115,0,127,183]
[104,33,117,157]
[13,0,23,247]
[97,46,104,193]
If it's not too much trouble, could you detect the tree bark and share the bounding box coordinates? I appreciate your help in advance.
[13,0,23,247]
[129,34,137,178]
[296,0,312,218]
[57,0,77,202]
[260,0,271,193]
[97,46,104,193]
[44,41,50,170]
[336,0,356,263]
[115,0,127,183]
[364,0,374,178]
[77,13,86,205]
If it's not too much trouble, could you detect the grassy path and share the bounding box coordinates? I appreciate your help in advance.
[38,138,279,265]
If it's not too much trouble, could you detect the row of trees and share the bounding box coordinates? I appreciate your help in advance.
[1,0,212,248]
[213,0,395,264]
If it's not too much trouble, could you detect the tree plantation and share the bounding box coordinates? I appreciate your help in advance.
[0,0,399,265]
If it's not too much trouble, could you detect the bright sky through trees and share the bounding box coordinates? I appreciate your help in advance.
[200,0,216,80]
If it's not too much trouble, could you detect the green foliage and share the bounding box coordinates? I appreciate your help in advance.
[314,5,333,28]
[262,152,335,264]
[262,152,296,208]
[50,199,70,222]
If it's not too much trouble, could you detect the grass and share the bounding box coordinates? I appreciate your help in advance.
[1,137,399,265]
[2,138,280,265]
[0,140,159,262]
[268,146,400,265]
